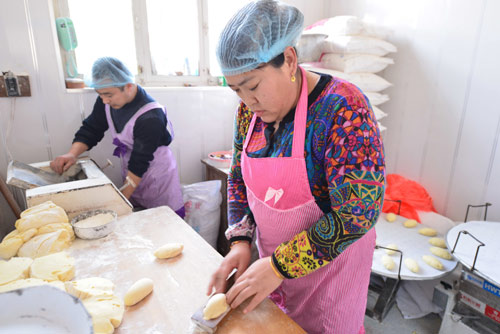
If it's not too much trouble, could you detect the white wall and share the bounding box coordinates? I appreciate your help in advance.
[328,0,500,222]
[0,0,327,235]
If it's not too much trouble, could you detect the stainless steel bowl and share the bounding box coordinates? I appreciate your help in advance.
[70,209,117,240]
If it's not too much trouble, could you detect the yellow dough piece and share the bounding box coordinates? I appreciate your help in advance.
[203,293,229,320]
[381,255,395,270]
[30,251,75,282]
[403,219,418,228]
[418,227,437,237]
[0,257,33,285]
[154,243,184,259]
[0,237,23,260]
[386,213,397,222]
[124,278,154,306]
[17,229,72,258]
[37,223,75,241]
[430,247,452,260]
[16,204,68,233]
[404,258,419,273]
[82,294,124,332]
[20,201,59,218]
[0,278,65,293]
[65,277,115,300]
[422,255,444,270]
[428,237,447,248]
[385,244,398,255]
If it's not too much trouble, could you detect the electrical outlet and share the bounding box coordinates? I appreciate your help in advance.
[0,72,31,97]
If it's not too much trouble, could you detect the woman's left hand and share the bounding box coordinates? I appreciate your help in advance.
[226,256,284,314]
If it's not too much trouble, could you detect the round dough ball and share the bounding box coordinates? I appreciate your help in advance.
[419,227,437,237]
[422,255,444,270]
[203,293,229,320]
[404,258,419,273]
[428,237,447,249]
[385,244,398,255]
[382,255,395,270]
[403,219,418,228]
[124,278,154,306]
[154,243,183,259]
[386,213,397,222]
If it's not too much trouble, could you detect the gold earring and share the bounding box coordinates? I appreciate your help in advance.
[291,75,296,82]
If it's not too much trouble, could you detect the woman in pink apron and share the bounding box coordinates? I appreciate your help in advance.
[208,2,385,333]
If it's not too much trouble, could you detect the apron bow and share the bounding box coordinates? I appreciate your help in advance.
[112,138,128,158]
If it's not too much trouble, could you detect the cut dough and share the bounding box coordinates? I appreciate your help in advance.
[404,258,419,273]
[37,223,75,241]
[16,204,68,233]
[428,237,447,249]
[18,229,72,258]
[82,294,124,332]
[0,237,23,260]
[154,243,184,259]
[73,213,115,228]
[403,219,418,228]
[0,278,65,293]
[203,293,229,320]
[430,246,452,260]
[0,257,33,285]
[30,251,75,282]
[65,277,115,300]
[418,228,437,237]
[384,243,398,255]
[422,255,444,270]
[386,213,397,222]
[124,278,154,306]
[20,201,59,218]
[381,255,395,270]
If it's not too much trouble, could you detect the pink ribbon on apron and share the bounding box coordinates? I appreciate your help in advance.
[241,67,375,334]
[105,102,184,213]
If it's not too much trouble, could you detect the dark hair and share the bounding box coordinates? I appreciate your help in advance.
[267,46,297,68]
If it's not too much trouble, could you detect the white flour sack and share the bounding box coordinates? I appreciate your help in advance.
[322,36,397,56]
[319,53,394,73]
[364,92,390,106]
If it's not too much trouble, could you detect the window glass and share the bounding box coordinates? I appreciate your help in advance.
[146,0,199,76]
[67,0,137,81]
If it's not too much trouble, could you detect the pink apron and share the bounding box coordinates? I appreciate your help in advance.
[105,102,184,214]
[241,67,375,334]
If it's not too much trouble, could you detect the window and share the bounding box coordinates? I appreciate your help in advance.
[54,0,251,87]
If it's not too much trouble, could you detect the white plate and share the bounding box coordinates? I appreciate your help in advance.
[0,285,92,334]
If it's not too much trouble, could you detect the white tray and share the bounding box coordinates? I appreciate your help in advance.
[372,213,458,280]
[446,220,500,286]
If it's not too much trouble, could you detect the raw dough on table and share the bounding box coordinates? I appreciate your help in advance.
[82,294,124,333]
[381,255,395,270]
[429,246,452,260]
[30,251,75,282]
[428,237,447,248]
[0,257,33,285]
[0,228,37,260]
[384,243,398,255]
[419,227,437,237]
[154,243,184,259]
[403,219,418,228]
[15,203,68,232]
[18,229,72,258]
[0,278,65,293]
[422,255,444,270]
[203,293,229,320]
[404,258,419,273]
[386,213,397,222]
[124,278,154,306]
[65,277,115,299]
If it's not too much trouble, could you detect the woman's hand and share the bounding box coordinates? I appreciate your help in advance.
[207,242,252,295]
[50,153,77,174]
[226,256,283,314]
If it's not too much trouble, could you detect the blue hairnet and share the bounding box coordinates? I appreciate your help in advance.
[89,57,134,89]
[216,0,304,76]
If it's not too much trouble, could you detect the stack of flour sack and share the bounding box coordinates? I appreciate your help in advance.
[297,16,397,134]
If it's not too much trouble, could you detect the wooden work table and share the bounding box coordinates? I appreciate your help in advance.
[69,206,305,334]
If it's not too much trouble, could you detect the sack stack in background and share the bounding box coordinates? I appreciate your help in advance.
[297,16,397,134]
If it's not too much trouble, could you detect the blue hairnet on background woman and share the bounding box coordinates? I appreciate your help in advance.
[207,1,385,333]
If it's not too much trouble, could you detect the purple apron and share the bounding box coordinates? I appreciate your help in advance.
[105,102,184,215]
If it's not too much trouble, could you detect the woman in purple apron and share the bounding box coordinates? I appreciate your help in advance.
[207,2,385,333]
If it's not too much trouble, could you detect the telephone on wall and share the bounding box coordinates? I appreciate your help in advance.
[56,17,78,78]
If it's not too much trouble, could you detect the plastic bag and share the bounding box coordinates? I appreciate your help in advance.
[182,181,222,248]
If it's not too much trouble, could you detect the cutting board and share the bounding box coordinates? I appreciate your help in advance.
[68,206,305,333]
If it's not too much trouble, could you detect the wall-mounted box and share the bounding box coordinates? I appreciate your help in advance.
[0,73,31,97]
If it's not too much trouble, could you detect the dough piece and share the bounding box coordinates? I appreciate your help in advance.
[386,213,397,222]
[124,278,154,306]
[0,257,33,285]
[82,294,124,332]
[18,229,72,258]
[30,251,75,282]
[0,278,65,293]
[418,227,437,237]
[74,213,115,228]
[404,258,419,273]
[422,255,444,270]
[403,219,418,228]
[20,201,58,218]
[0,229,38,260]
[384,243,398,255]
[37,223,75,241]
[154,243,184,259]
[203,293,229,320]
[65,277,115,299]
[381,255,395,270]
[428,237,447,249]
[430,247,452,260]
[16,204,68,233]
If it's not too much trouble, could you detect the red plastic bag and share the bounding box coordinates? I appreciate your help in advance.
[382,174,436,222]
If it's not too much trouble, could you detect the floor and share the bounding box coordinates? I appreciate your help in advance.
[364,305,442,334]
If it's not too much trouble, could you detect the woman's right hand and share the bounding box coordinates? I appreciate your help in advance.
[207,241,252,295]
[50,153,77,174]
